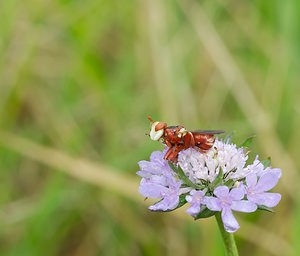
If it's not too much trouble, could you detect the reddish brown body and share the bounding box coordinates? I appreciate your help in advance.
[148,117,224,162]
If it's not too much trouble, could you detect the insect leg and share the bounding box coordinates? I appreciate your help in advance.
[164,146,176,161]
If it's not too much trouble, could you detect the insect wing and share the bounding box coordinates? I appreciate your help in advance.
[191,130,225,135]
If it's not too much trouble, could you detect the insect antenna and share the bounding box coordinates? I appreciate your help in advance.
[147,116,154,123]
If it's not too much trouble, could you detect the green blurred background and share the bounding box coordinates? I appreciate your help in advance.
[0,0,299,255]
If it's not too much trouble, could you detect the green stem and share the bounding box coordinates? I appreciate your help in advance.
[215,212,239,256]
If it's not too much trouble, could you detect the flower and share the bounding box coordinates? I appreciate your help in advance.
[137,138,282,232]
[137,150,184,211]
[206,186,257,232]
[137,150,171,179]
[139,177,182,211]
[244,170,282,208]
[185,190,206,216]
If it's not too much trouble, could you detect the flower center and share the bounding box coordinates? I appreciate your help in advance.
[220,197,231,208]
[247,187,256,196]
[194,194,203,202]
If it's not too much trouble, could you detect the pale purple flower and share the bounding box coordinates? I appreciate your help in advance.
[185,190,206,216]
[206,186,257,232]
[139,177,182,211]
[137,150,172,179]
[244,169,282,208]
[137,150,183,211]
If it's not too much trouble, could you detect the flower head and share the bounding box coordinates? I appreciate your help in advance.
[137,139,282,232]
[178,140,248,184]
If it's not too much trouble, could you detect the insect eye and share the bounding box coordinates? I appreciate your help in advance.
[149,122,164,141]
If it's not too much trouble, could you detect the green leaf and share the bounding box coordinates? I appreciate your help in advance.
[257,205,274,213]
[208,169,224,191]
[194,206,216,219]
[261,157,271,168]
[240,135,256,148]
[176,194,188,209]
[224,179,235,188]
[168,162,205,190]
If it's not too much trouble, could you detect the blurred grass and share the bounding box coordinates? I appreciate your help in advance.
[0,0,299,255]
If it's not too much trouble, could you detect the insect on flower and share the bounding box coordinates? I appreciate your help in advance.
[147,116,224,162]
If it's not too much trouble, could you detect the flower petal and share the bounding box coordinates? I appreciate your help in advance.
[248,192,281,208]
[231,200,257,212]
[186,195,193,203]
[150,151,165,163]
[193,190,205,198]
[269,168,282,179]
[255,172,280,193]
[205,197,222,211]
[138,179,167,198]
[149,194,179,211]
[214,186,229,199]
[221,208,240,233]
[190,189,198,196]
[258,167,282,178]
[229,187,245,201]
[186,204,201,216]
[138,160,150,170]
[137,160,162,176]
[179,187,192,195]
[246,173,257,187]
